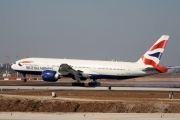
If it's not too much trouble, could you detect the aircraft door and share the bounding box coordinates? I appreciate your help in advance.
[126,66,131,75]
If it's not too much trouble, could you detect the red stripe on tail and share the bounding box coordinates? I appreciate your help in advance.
[142,56,167,73]
[142,56,157,66]
[150,40,167,51]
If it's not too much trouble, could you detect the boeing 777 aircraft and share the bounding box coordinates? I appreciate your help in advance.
[11,35,169,86]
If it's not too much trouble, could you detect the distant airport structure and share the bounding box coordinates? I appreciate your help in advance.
[173,67,180,73]
[0,63,3,67]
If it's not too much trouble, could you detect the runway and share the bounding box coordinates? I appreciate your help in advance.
[0,112,179,120]
[1,86,180,92]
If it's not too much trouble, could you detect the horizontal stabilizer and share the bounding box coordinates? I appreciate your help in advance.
[143,65,167,73]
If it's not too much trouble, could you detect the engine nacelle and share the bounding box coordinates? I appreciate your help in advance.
[41,70,60,82]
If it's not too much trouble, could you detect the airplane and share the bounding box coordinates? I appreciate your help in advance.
[11,35,169,86]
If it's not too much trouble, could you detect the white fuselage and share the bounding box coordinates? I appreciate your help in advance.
[11,58,158,80]
[10,35,169,82]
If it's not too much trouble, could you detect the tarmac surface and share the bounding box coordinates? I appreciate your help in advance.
[0,112,180,120]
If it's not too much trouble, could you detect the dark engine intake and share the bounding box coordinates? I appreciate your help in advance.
[42,70,59,82]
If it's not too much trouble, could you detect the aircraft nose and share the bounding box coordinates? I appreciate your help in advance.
[11,64,16,70]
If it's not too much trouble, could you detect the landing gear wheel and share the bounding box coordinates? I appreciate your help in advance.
[72,82,85,86]
[88,82,101,87]
[22,79,27,82]
[21,73,27,82]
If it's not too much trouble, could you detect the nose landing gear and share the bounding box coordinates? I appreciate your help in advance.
[21,73,27,82]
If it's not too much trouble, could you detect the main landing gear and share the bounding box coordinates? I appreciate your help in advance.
[71,79,101,87]
[88,79,101,87]
[72,82,85,86]
[88,81,101,87]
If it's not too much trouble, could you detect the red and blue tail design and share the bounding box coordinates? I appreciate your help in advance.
[137,35,169,73]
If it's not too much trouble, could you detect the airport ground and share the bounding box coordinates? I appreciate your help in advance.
[1,112,180,120]
[0,73,180,113]
[1,89,180,113]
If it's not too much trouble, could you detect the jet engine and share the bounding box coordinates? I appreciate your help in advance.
[41,70,60,82]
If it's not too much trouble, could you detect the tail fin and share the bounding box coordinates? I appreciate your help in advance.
[137,35,169,72]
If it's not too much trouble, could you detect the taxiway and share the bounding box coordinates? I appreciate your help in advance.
[1,86,180,92]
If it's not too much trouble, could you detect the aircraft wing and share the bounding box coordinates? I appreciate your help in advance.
[58,64,85,81]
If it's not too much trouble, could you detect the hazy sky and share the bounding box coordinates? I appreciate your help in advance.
[0,0,180,66]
